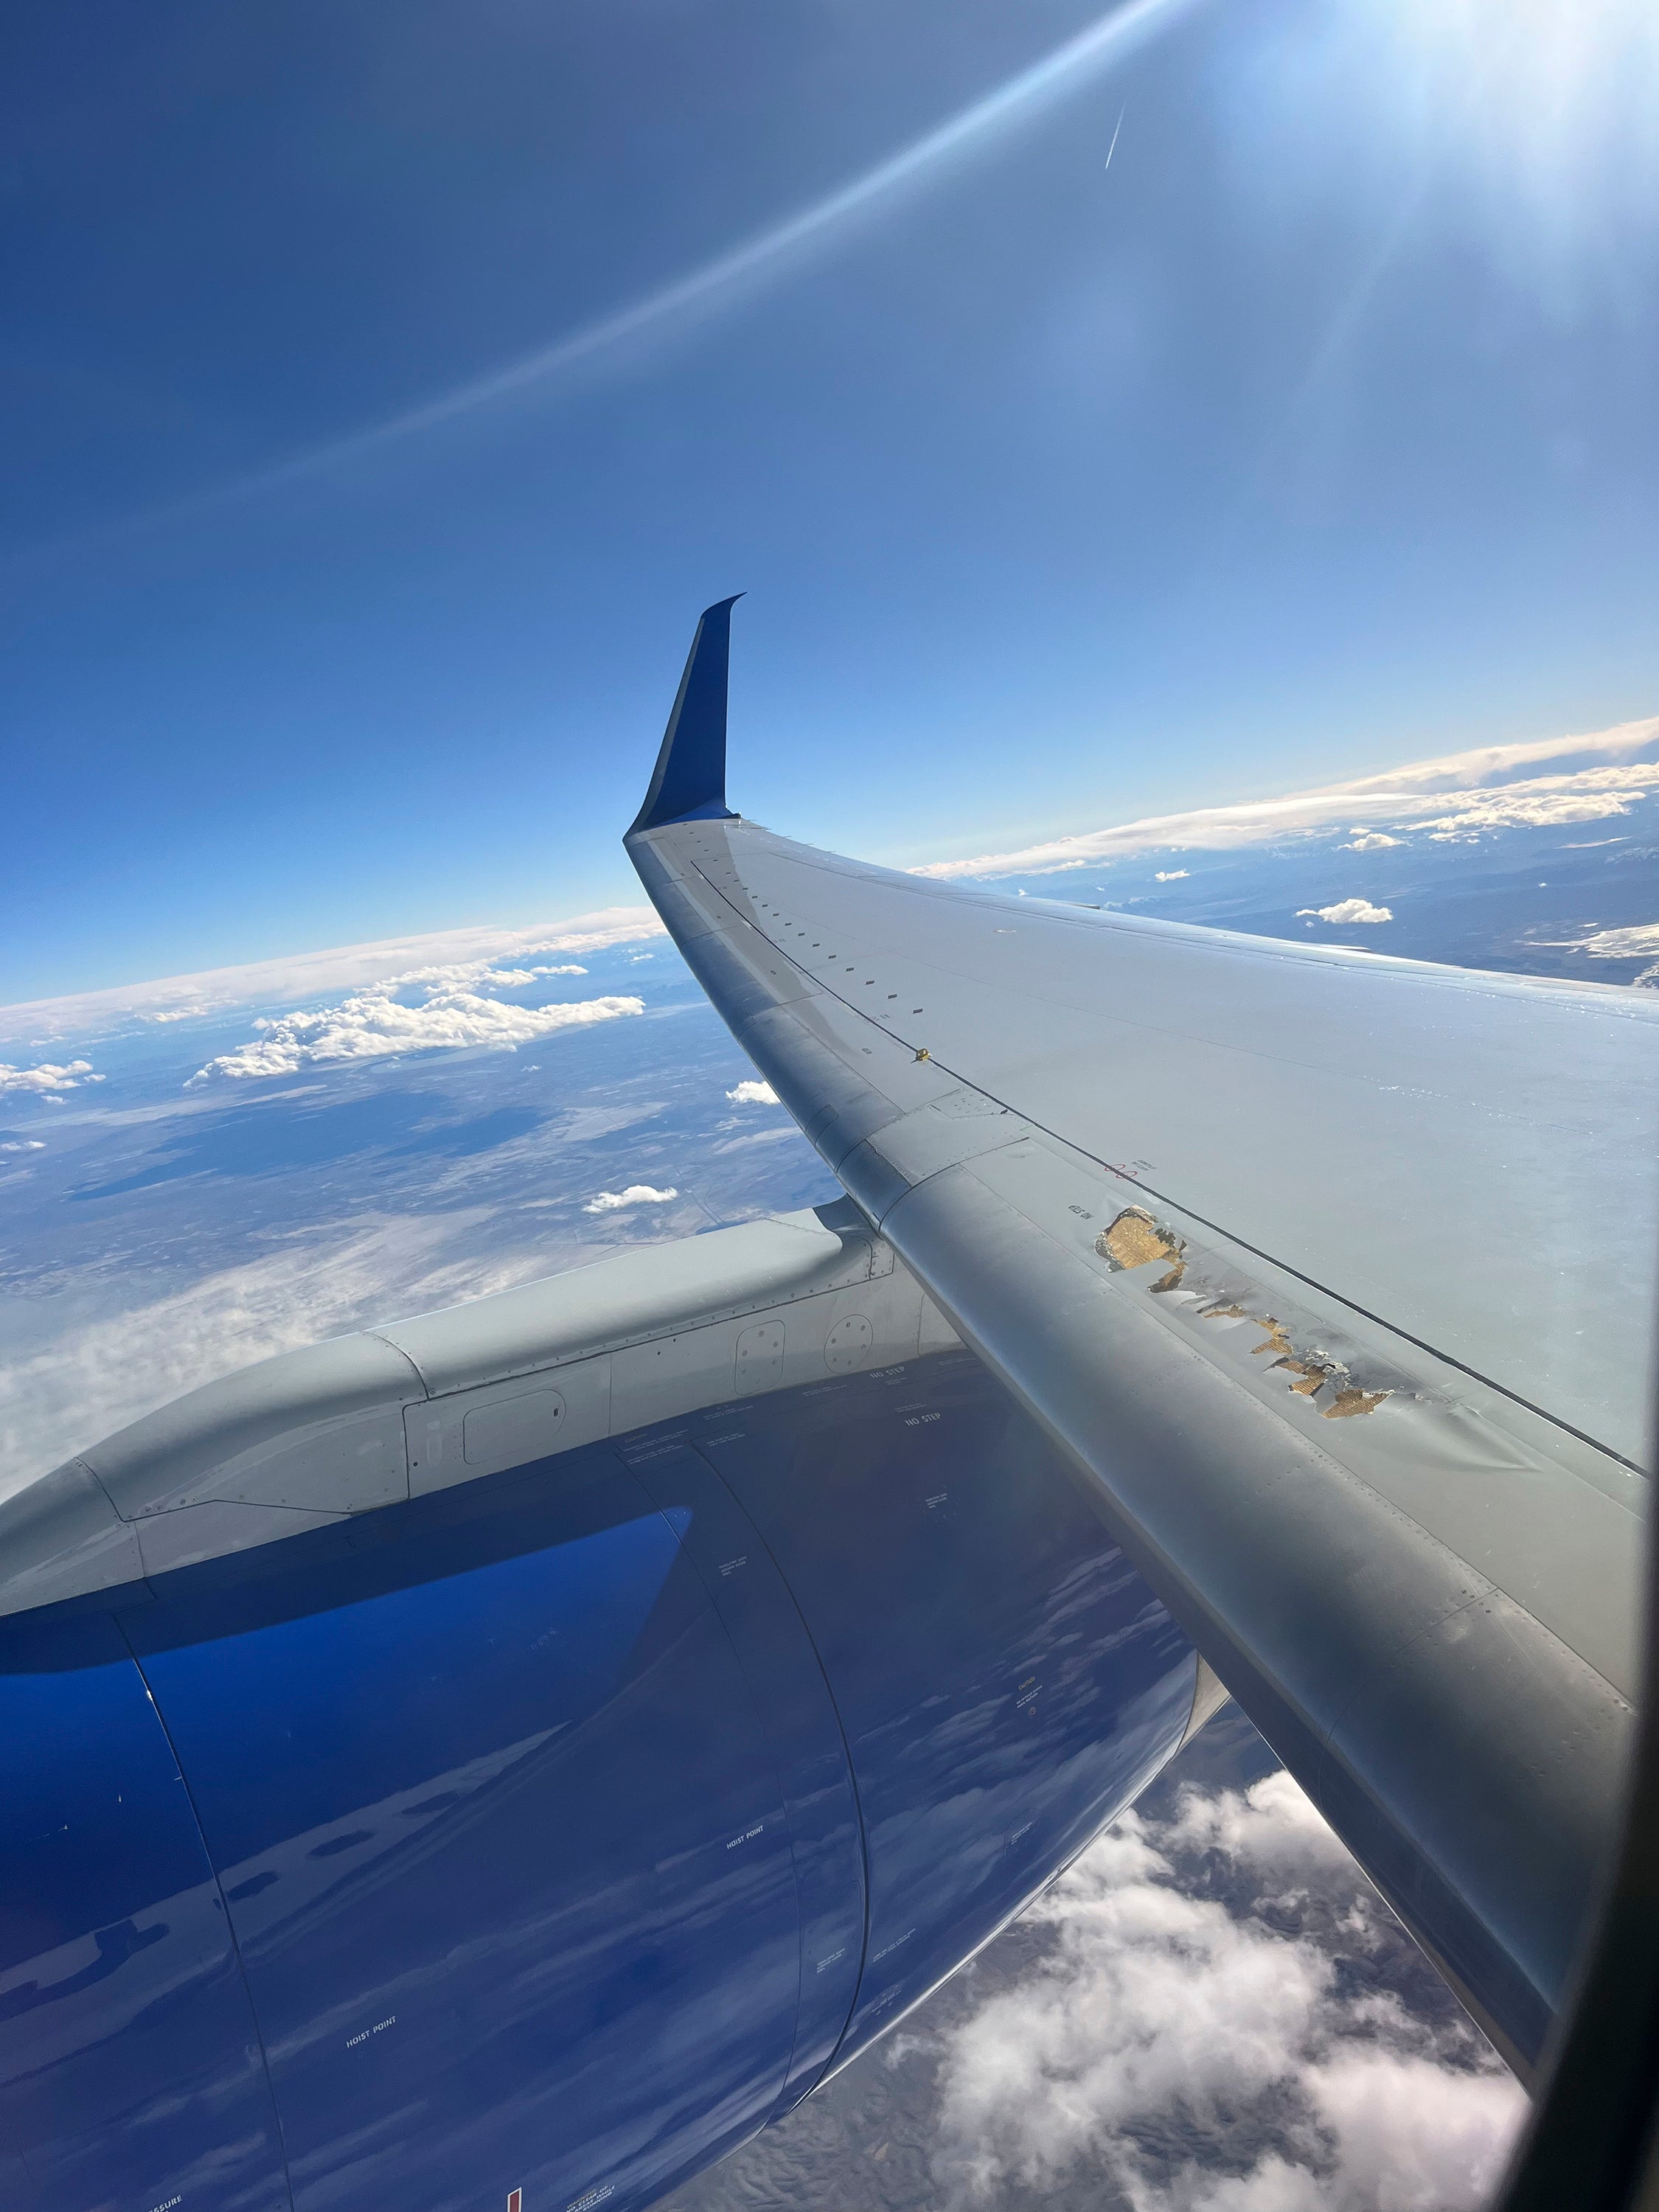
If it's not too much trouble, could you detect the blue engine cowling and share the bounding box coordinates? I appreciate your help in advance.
[0,1346,1197,2212]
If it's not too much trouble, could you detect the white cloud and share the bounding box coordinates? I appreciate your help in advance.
[0,908,662,1046]
[726,1079,781,1105]
[0,1057,105,1096]
[1158,1764,1360,1883]
[0,1140,46,1152]
[914,716,1659,880]
[1343,832,1402,852]
[928,1771,1523,2212]
[187,991,644,1083]
[1416,762,1659,841]
[582,1184,680,1213]
[1155,869,1189,882]
[1560,921,1659,961]
[1297,900,1393,925]
[1531,922,1659,990]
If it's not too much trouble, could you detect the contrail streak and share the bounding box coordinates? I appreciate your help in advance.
[1104,105,1127,170]
[291,0,1187,477]
[29,0,1196,558]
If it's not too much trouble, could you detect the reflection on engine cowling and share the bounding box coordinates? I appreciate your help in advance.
[0,1349,1197,2212]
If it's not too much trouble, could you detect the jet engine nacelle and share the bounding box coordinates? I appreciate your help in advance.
[0,1210,1207,2212]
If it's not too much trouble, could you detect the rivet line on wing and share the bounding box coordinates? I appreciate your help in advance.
[676,849,936,1060]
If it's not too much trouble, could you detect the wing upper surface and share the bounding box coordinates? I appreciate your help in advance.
[664,827,1658,1468]
[625,608,1656,2077]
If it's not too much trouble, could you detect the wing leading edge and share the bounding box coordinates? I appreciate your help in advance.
[626,602,1659,2078]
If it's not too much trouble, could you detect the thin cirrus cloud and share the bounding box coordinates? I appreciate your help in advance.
[187,989,644,1083]
[387,959,590,991]
[0,907,661,1047]
[583,1185,679,1214]
[915,716,1659,880]
[927,1770,1522,2211]
[0,1218,552,1501]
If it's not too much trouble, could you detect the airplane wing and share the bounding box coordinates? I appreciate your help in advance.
[627,599,1659,2079]
[3,603,1653,2212]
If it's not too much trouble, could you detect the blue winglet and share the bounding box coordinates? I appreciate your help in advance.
[627,597,744,836]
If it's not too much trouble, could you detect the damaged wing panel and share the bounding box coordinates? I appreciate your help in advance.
[1087,1222,1383,1380]
[1096,1205,1186,1287]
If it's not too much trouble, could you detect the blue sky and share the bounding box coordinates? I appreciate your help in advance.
[4,0,1655,1001]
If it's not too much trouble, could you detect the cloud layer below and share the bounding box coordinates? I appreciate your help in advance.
[915,717,1659,880]
[929,1771,1523,2211]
